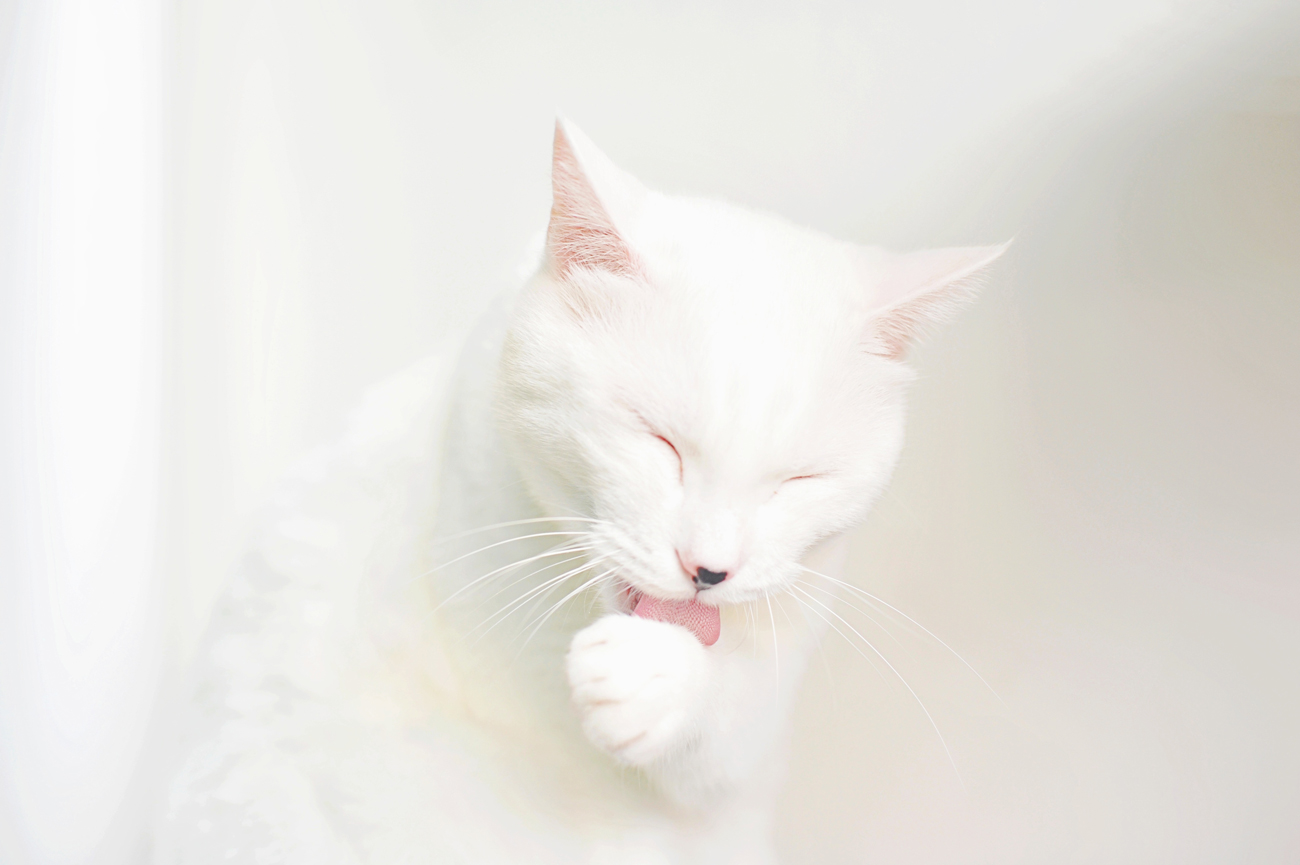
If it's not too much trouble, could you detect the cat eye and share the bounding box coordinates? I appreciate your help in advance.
[627,407,683,482]
[655,434,684,481]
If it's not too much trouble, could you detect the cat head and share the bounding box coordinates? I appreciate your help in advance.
[498,120,1004,610]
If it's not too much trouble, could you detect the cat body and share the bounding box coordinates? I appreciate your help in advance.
[158,122,1002,864]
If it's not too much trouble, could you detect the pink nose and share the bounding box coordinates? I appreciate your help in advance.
[677,552,731,588]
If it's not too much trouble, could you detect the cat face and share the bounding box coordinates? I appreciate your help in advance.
[498,121,1003,609]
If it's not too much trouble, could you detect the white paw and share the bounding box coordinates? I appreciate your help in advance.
[566,614,713,767]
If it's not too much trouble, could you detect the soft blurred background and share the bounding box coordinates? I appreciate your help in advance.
[2,1,1297,862]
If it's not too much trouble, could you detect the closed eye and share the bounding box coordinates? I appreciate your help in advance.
[627,408,683,480]
[770,472,826,500]
[655,434,683,481]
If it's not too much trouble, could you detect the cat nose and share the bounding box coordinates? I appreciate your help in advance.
[693,567,728,588]
[681,554,733,587]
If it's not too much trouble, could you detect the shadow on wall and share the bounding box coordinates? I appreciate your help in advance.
[777,16,1300,865]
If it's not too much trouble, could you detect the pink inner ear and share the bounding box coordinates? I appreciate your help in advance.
[547,124,639,278]
[862,244,1007,359]
[868,282,974,359]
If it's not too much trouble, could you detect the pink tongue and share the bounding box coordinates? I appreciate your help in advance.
[632,594,721,647]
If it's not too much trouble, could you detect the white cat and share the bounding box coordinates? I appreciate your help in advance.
[157,121,1004,864]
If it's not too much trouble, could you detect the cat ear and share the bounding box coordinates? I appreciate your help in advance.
[860,242,1008,359]
[545,119,646,279]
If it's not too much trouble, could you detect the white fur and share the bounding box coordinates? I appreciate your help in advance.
[157,121,1003,863]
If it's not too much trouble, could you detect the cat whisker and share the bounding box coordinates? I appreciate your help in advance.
[428,542,592,613]
[790,584,961,785]
[772,590,801,637]
[516,569,614,641]
[465,559,591,630]
[800,565,1002,704]
[429,516,605,548]
[514,569,617,655]
[513,558,602,632]
[468,558,607,645]
[463,578,578,647]
[798,571,924,639]
[417,546,587,633]
[726,601,753,658]
[796,579,904,648]
[454,546,592,612]
[765,593,779,689]
[746,602,759,651]
[790,592,886,681]
[409,530,592,585]
[452,543,590,603]
[780,592,838,707]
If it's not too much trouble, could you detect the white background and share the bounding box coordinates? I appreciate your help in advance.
[2,1,1298,862]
